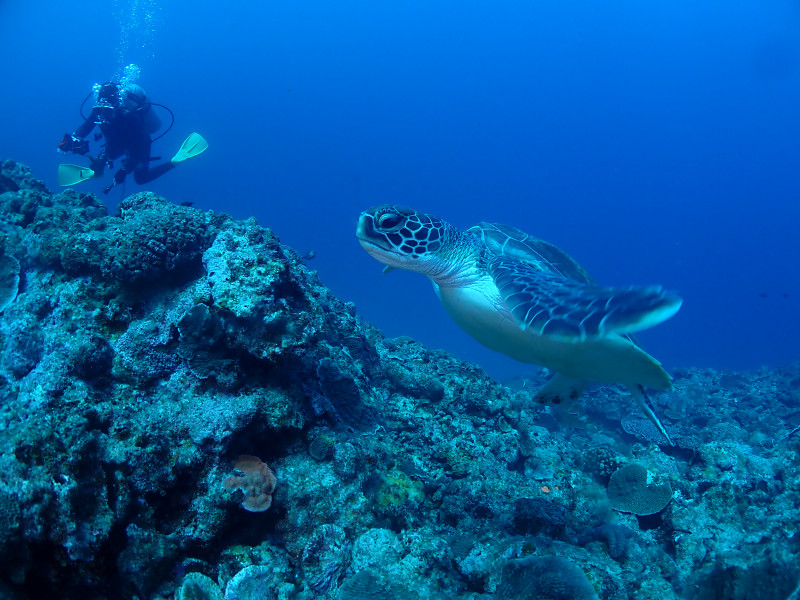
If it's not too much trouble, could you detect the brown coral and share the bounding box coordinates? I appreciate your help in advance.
[223,455,277,512]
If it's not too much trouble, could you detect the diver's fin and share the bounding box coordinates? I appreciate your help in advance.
[58,164,96,186]
[171,132,208,164]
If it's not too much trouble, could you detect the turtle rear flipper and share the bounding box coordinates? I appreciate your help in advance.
[533,373,587,405]
[489,257,682,341]
[629,385,673,445]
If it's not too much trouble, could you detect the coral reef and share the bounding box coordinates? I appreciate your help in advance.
[606,463,673,516]
[0,159,799,599]
[223,455,277,513]
[0,253,19,314]
[496,555,599,600]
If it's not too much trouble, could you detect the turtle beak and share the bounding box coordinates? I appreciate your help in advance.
[355,213,371,243]
[356,213,404,270]
[355,213,388,252]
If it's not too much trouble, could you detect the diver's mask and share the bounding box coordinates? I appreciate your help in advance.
[93,82,121,126]
[94,102,117,126]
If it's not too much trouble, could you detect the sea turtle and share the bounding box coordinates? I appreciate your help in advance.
[356,205,682,443]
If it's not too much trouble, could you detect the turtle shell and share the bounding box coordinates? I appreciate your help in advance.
[468,222,593,284]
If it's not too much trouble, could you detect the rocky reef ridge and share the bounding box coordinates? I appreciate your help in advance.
[0,159,799,599]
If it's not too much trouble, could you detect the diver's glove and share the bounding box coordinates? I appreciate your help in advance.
[102,168,128,194]
[89,156,107,172]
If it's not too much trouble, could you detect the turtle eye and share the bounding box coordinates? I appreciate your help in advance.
[377,212,404,230]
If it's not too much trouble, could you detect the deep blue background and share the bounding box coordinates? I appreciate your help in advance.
[2,0,799,381]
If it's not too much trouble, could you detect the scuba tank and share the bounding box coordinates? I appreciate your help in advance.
[121,83,162,133]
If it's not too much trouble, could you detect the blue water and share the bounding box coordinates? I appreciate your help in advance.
[2,0,799,381]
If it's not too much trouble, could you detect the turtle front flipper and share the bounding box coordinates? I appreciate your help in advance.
[489,256,682,341]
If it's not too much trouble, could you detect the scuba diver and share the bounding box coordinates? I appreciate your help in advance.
[57,81,207,194]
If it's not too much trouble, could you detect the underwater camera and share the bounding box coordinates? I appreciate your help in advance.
[58,133,89,155]
[71,138,89,155]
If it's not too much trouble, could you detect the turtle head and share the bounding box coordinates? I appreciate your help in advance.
[357,205,458,277]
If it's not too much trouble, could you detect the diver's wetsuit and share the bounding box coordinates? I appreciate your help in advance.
[75,107,174,187]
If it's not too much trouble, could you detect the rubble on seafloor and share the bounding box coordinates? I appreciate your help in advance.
[0,159,798,600]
